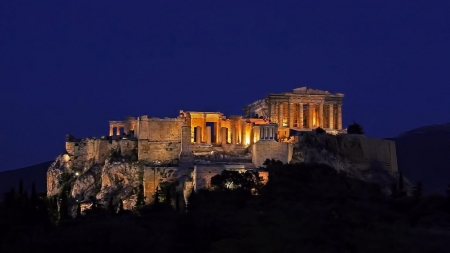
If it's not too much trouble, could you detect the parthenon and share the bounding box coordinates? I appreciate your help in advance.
[243,87,344,130]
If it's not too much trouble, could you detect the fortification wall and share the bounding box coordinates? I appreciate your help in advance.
[65,138,137,170]
[147,118,184,141]
[138,140,181,162]
[252,141,293,167]
[337,135,398,172]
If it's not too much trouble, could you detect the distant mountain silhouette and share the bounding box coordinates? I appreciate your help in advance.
[0,161,52,199]
[395,123,450,195]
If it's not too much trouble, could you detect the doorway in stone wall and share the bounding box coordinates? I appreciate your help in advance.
[206,122,216,143]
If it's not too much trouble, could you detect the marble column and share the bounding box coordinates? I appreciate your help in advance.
[206,126,212,144]
[319,103,324,127]
[203,114,207,144]
[196,126,202,143]
[288,102,294,128]
[109,126,113,136]
[221,127,227,144]
[298,103,303,128]
[278,102,283,126]
[116,127,121,136]
[231,127,237,144]
[308,104,314,128]
[328,104,334,129]
[337,104,342,129]
[270,102,276,122]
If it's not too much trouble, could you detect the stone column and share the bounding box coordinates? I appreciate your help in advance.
[319,103,324,127]
[109,125,113,136]
[241,121,246,144]
[232,127,237,144]
[116,126,121,136]
[216,119,222,144]
[328,104,334,129]
[308,104,314,128]
[298,103,303,128]
[278,102,284,126]
[288,102,294,128]
[203,114,207,144]
[337,104,342,129]
[221,127,227,144]
[260,127,264,140]
[196,126,202,143]
[270,102,276,122]
[206,126,212,144]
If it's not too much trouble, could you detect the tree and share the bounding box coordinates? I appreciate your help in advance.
[31,182,37,209]
[315,127,326,134]
[108,197,115,215]
[211,170,264,193]
[118,199,124,213]
[137,184,145,208]
[19,179,24,197]
[59,190,69,220]
[76,202,82,218]
[347,121,364,134]
[413,182,423,199]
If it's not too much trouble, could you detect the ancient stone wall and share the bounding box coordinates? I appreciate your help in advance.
[252,141,293,167]
[148,118,184,141]
[65,138,137,170]
[138,140,181,163]
[337,135,398,172]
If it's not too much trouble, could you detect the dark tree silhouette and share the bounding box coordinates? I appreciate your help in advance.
[347,121,364,134]
[137,184,145,207]
[76,202,82,218]
[413,182,423,199]
[108,197,115,215]
[315,127,326,134]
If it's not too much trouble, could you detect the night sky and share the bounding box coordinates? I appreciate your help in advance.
[2,1,450,172]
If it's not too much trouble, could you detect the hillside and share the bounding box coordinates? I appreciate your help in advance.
[0,161,52,198]
[2,163,450,252]
[395,123,450,194]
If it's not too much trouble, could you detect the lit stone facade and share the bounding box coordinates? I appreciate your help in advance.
[104,87,344,166]
[243,87,344,130]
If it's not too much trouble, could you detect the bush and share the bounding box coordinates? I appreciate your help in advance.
[347,121,364,134]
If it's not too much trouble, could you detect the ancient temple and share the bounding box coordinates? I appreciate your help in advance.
[243,87,344,130]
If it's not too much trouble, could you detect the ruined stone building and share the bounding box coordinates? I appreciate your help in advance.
[244,87,344,131]
[51,87,399,207]
[106,87,345,166]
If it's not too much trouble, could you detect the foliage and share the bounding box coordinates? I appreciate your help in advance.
[315,126,326,134]
[2,164,450,252]
[210,170,264,193]
[347,121,364,134]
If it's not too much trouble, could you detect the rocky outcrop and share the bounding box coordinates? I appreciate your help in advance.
[47,154,73,196]
[291,133,412,193]
[47,154,144,214]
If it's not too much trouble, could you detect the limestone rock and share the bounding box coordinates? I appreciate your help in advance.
[71,165,102,201]
[96,160,142,205]
[47,154,72,196]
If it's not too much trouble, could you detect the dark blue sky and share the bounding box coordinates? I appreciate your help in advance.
[1,1,450,171]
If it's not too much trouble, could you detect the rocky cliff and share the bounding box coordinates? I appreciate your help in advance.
[291,133,412,193]
[47,133,406,215]
[47,154,143,213]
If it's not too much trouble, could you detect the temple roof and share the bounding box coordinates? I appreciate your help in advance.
[292,87,331,95]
